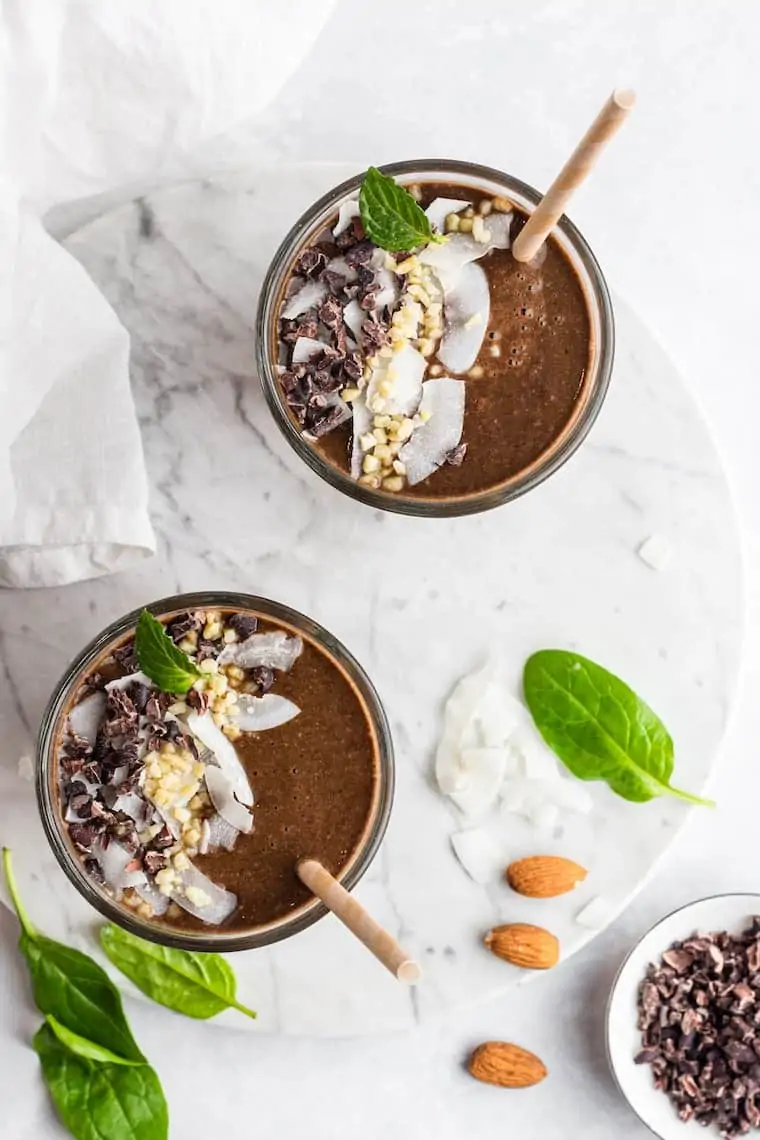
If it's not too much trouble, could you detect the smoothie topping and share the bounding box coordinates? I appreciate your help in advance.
[276,168,519,493]
[58,609,304,926]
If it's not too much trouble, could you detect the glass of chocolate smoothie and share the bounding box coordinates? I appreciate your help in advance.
[256,159,614,517]
[36,592,393,952]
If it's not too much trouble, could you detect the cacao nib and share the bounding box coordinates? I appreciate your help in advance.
[335,217,364,250]
[150,826,175,851]
[321,269,346,294]
[187,687,210,714]
[167,611,202,643]
[280,315,319,345]
[361,313,388,351]
[229,614,258,640]
[65,732,93,762]
[342,352,363,382]
[68,822,101,852]
[250,666,275,694]
[446,443,468,467]
[112,642,138,673]
[103,689,138,738]
[318,295,343,333]
[293,248,327,278]
[343,239,373,267]
[68,792,93,816]
[195,640,218,663]
[143,851,167,876]
[83,857,105,885]
[129,681,151,714]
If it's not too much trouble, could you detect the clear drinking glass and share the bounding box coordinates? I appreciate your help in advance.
[256,158,615,518]
[36,592,395,952]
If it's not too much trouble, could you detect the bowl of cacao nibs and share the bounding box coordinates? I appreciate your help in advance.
[35,592,394,952]
[607,895,760,1140]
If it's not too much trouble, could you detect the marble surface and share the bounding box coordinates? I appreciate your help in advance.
[3,3,760,1137]
[0,162,742,1039]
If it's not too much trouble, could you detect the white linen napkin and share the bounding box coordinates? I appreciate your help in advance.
[1,0,335,588]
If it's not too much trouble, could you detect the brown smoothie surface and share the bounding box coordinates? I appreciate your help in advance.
[55,607,380,935]
[275,179,592,501]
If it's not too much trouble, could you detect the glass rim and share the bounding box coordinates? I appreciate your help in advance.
[255,157,615,518]
[35,591,395,953]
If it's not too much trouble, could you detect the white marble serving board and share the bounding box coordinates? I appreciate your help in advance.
[0,165,743,1037]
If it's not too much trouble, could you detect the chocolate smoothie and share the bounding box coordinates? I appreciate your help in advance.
[270,170,596,505]
[52,605,381,936]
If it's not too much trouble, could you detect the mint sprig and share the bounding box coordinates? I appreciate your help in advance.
[134,609,202,694]
[358,166,445,252]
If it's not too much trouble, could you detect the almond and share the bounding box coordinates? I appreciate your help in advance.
[506,855,587,898]
[484,923,559,969]
[468,1041,547,1088]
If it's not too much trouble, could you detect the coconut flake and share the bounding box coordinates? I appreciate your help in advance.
[482,211,512,249]
[218,631,303,673]
[637,534,673,571]
[185,711,253,807]
[104,671,153,693]
[333,198,361,237]
[343,298,365,343]
[419,213,512,289]
[438,262,490,374]
[135,882,170,917]
[366,343,425,416]
[170,863,238,925]
[350,396,373,479]
[281,280,327,320]
[450,828,500,883]
[233,693,301,733]
[369,247,400,310]
[326,255,357,284]
[507,724,562,782]
[549,778,594,815]
[204,813,240,853]
[424,197,469,233]
[94,840,146,894]
[575,896,612,929]
[292,336,331,364]
[204,766,253,834]
[398,378,465,485]
[67,691,106,744]
[448,746,507,819]
[526,800,560,831]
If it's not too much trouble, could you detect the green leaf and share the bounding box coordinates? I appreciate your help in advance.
[45,1015,144,1067]
[522,650,715,807]
[359,166,443,252]
[100,924,256,1021]
[2,848,145,1062]
[34,1023,168,1140]
[134,609,201,694]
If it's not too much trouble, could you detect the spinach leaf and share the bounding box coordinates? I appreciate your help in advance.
[359,167,444,252]
[101,924,256,1021]
[2,848,145,1062]
[34,1024,168,1140]
[46,1015,144,1066]
[134,609,201,694]
[522,650,714,806]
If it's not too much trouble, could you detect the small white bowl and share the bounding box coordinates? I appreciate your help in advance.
[606,894,760,1140]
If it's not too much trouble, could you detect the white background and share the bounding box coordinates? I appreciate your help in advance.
[2,2,759,1137]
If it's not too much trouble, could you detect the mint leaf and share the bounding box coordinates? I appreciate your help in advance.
[134,609,201,694]
[523,650,714,807]
[101,924,256,1021]
[359,166,442,252]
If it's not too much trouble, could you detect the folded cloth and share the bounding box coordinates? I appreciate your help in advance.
[1,0,335,587]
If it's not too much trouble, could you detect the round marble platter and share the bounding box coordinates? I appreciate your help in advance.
[0,165,743,1037]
